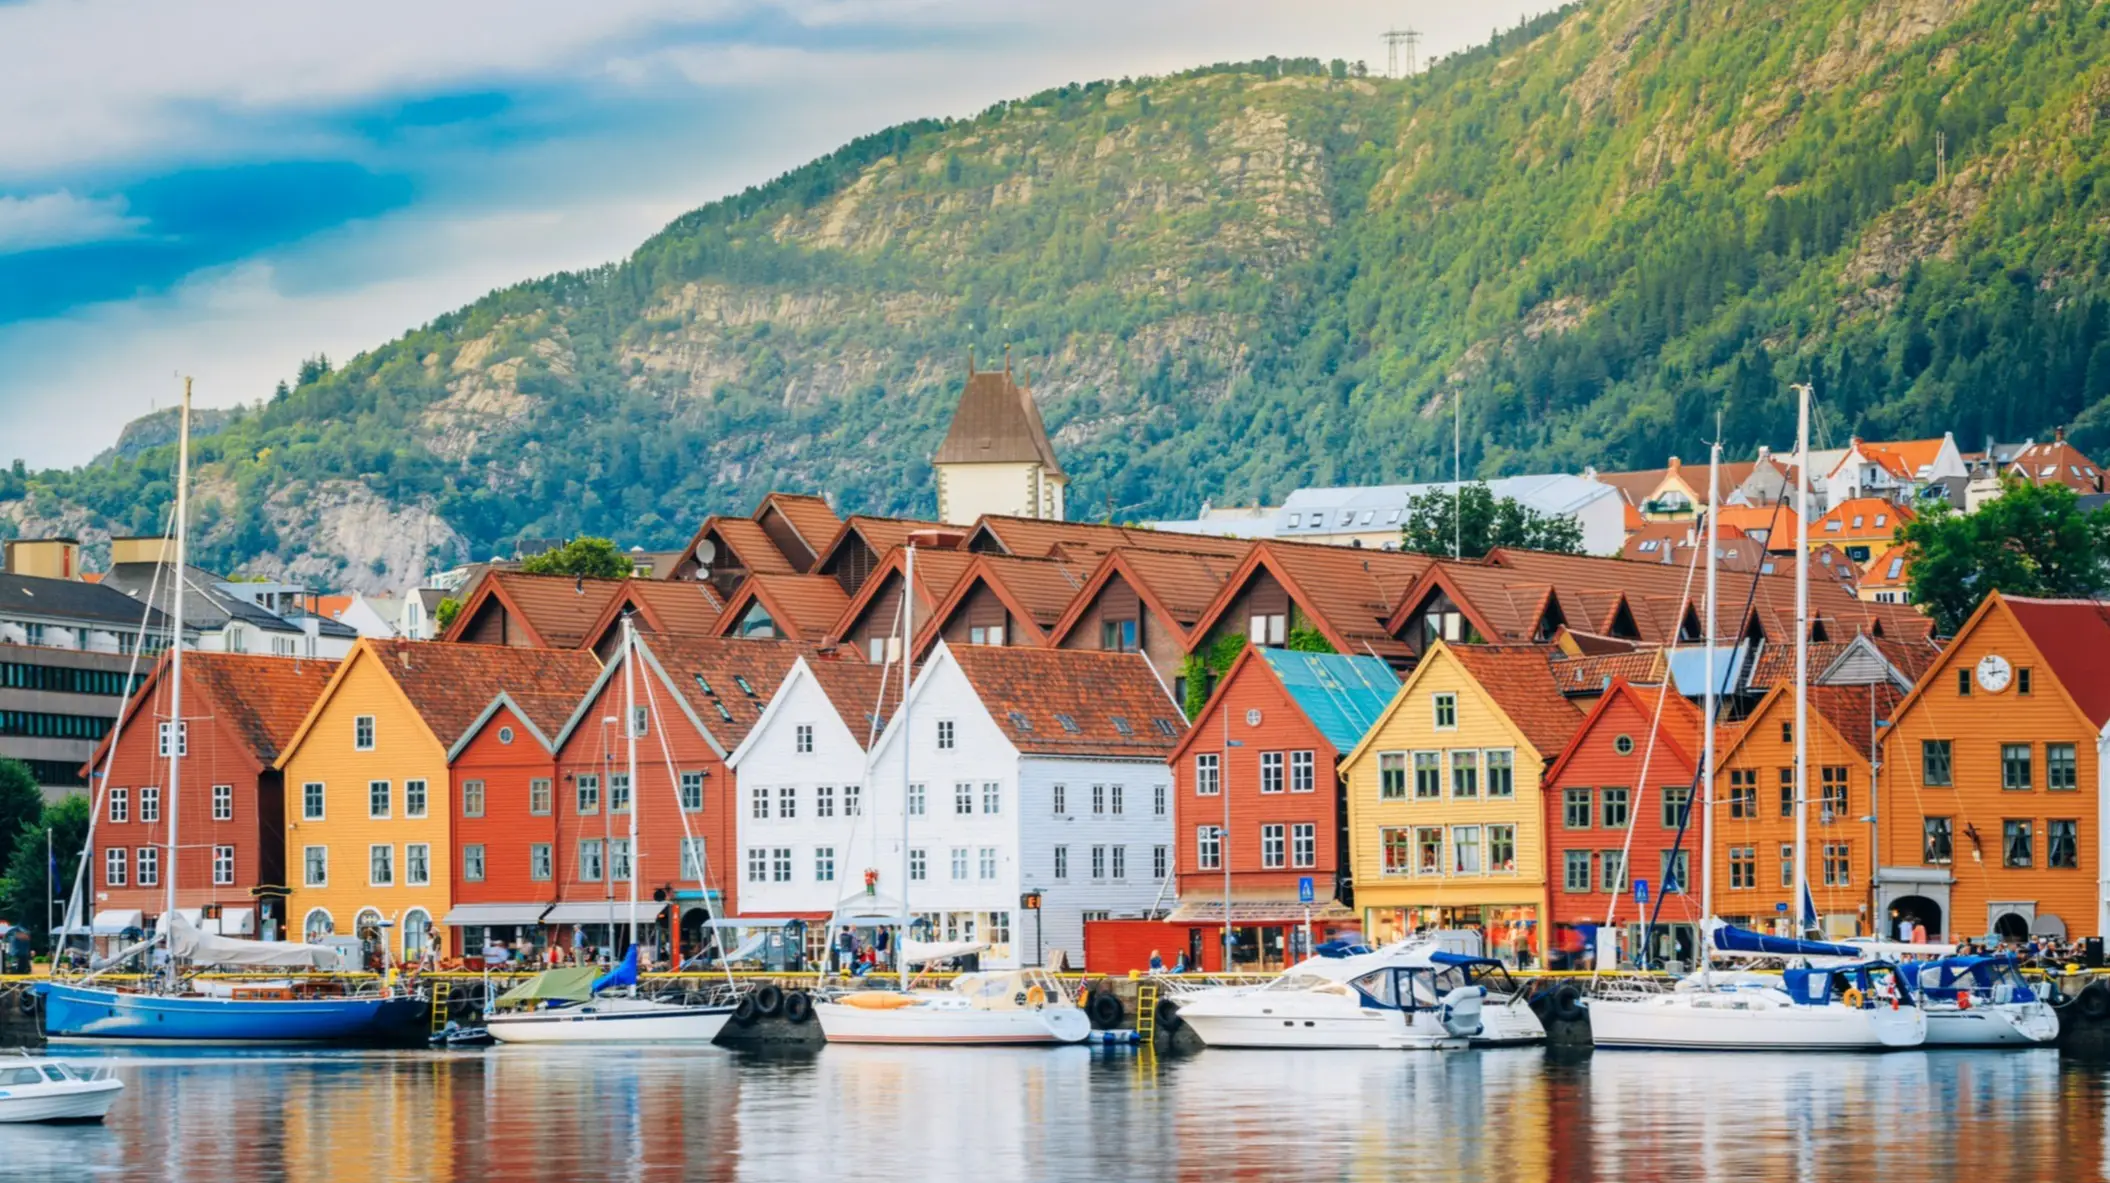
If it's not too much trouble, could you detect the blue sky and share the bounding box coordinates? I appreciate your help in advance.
[0,0,1552,468]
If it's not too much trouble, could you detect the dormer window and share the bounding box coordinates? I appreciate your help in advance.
[1288,513,1301,527]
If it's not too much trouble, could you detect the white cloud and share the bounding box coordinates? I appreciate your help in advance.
[0,191,145,254]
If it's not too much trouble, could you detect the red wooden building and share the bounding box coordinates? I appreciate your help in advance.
[83,651,336,942]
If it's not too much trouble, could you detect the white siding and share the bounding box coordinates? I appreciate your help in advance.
[727,665,876,920]
[1014,757,1175,970]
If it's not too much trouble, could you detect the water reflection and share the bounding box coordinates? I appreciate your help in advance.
[9,1046,2106,1182]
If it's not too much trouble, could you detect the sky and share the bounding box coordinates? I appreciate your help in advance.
[0,0,1555,469]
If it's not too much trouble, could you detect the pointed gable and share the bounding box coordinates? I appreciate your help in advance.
[934,367,1064,476]
[944,645,1184,758]
[442,571,628,650]
[752,492,843,573]
[714,574,852,644]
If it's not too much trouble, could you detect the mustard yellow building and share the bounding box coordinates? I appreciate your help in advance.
[1342,643,1583,964]
[277,639,599,962]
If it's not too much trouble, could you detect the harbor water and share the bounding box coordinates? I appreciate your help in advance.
[11,1045,2109,1181]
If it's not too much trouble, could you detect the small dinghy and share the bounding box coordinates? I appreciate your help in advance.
[0,1054,123,1124]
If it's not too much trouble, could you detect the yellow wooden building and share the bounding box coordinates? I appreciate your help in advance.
[276,639,600,962]
[1342,642,1583,964]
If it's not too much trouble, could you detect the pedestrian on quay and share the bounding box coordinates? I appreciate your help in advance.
[1171,951,1188,974]
[1148,949,1164,973]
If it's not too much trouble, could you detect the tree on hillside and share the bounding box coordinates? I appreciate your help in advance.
[519,537,633,581]
[0,796,92,953]
[434,597,463,633]
[1901,478,2110,635]
[0,760,44,869]
[1400,483,1585,559]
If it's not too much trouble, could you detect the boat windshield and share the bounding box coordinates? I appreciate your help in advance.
[1350,970,1399,1008]
[1265,973,1336,994]
[0,1066,45,1086]
[41,1065,72,1083]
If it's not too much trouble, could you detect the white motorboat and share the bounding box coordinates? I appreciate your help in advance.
[1174,943,1486,1051]
[1906,954,2059,1046]
[0,1055,123,1123]
[813,968,1090,1045]
[486,994,733,1044]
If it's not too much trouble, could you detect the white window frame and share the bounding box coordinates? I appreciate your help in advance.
[211,784,234,822]
[303,845,327,887]
[368,843,394,887]
[354,715,375,751]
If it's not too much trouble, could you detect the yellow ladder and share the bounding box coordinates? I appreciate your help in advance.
[429,981,451,1033]
[1135,983,1159,1043]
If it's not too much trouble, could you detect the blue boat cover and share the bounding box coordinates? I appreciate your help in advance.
[1428,951,1502,969]
[1711,924,1862,959]
[1256,649,1400,754]
[1914,954,2037,1004]
[592,947,639,994]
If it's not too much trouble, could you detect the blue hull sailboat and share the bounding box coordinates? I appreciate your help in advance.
[40,981,421,1044]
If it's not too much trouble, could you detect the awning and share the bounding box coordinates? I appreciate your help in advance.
[2032,914,2068,939]
[176,908,255,936]
[89,909,145,936]
[541,901,666,926]
[1166,899,1358,924]
[442,903,551,927]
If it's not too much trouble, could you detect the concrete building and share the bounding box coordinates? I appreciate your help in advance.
[1153,474,1628,556]
[0,562,171,799]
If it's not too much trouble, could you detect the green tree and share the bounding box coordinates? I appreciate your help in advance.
[518,537,633,580]
[0,795,91,953]
[0,760,44,870]
[434,597,463,632]
[1900,478,2110,635]
[1400,483,1585,559]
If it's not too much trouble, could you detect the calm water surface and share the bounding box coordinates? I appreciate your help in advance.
[8,1045,2109,1181]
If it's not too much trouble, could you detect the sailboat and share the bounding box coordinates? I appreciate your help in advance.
[40,379,422,1044]
[486,616,735,1044]
[811,543,1090,1046]
[1587,393,1927,1051]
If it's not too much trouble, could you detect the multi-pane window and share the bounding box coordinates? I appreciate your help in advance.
[1197,826,1222,870]
[1601,787,1629,829]
[136,846,159,887]
[1195,754,1219,796]
[1416,827,1444,875]
[746,848,768,883]
[1484,750,1514,797]
[1780,768,1795,817]
[1414,752,1442,799]
[979,847,997,879]
[1379,753,1407,799]
[1261,824,1286,868]
[680,772,704,812]
[303,846,325,887]
[1729,846,1755,889]
[140,786,160,824]
[748,785,770,820]
[812,846,836,883]
[577,774,600,815]
[1728,769,1757,819]
[158,720,187,757]
[1659,849,1689,894]
[580,840,604,882]
[1451,825,1482,875]
[1599,850,1626,894]
[1292,823,1316,868]
[680,838,705,881]
[368,781,390,819]
[1154,785,1167,816]
[2050,820,2080,869]
[2003,821,2035,868]
[109,788,128,824]
[1091,845,1107,880]
[816,784,835,818]
[2002,744,2033,791]
[1563,850,1593,893]
[1923,817,1953,865]
[1822,843,1851,887]
[531,844,552,881]
[1108,785,1122,815]
[1053,784,1067,815]
[1662,786,1690,830]
[1780,843,1795,888]
[1153,845,1168,880]
[407,843,431,886]
[845,784,862,816]
[212,784,233,822]
[2049,744,2079,791]
[1819,767,1848,820]
[611,774,632,815]
[369,844,394,886]
[795,724,813,754]
[771,848,791,883]
[1564,788,1593,829]
[908,783,925,815]
[1091,784,1108,815]
[212,844,235,886]
[1054,846,1069,880]
[462,844,485,882]
[105,847,127,886]
[776,785,795,820]
[955,783,974,815]
[530,778,553,816]
[951,848,969,880]
[1381,827,1412,876]
[1450,751,1479,799]
[909,849,927,881]
[406,779,429,818]
[1922,740,1953,787]
[354,715,375,750]
[1291,751,1316,793]
[984,783,1002,814]
[1487,824,1516,872]
[1432,693,1457,729]
[937,720,955,750]
[461,780,485,819]
[1260,752,1284,794]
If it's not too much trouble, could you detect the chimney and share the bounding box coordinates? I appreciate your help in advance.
[110,536,176,567]
[2056,425,2067,444]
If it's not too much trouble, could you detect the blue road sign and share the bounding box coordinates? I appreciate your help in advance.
[1633,879,1649,904]
[1298,876,1315,905]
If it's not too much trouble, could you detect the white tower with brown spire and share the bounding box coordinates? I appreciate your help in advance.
[932,348,1066,525]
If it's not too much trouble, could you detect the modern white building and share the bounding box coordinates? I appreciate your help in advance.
[1152,473,1629,556]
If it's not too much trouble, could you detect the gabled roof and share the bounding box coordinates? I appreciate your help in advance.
[714,574,852,644]
[1713,503,1802,546]
[88,651,338,775]
[825,546,980,646]
[941,644,1183,758]
[1045,547,1247,648]
[1716,679,1892,764]
[933,366,1064,476]
[813,516,958,573]
[1813,497,1914,542]
[280,639,603,766]
[1548,648,1669,697]
[726,656,900,768]
[567,634,809,757]
[2003,595,2110,728]
[582,580,728,650]
[1254,648,1400,754]
[914,552,1094,654]
[672,514,801,584]
[1445,644,1587,758]
[1188,541,1432,658]
[2007,437,2104,493]
[1542,679,1701,788]
[966,516,1251,562]
[1835,437,1949,482]
[440,570,627,649]
[753,492,844,562]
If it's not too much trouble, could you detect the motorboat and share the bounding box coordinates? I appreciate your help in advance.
[1424,948,1545,1046]
[486,951,734,1045]
[0,1055,123,1123]
[813,967,1090,1045]
[1907,954,2058,1046]
[1173,943,1486,1051]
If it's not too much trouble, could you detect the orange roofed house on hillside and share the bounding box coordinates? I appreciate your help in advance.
[1875,593,2110,944]
[86,652,336,942]
[1811,498,1915,572]
[2007,429,2106,494]
[1824,435,1967,505]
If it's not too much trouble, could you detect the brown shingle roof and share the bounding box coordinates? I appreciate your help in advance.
[638,635,809,752]
[825,547,981,647]
[614,580,727,636]
[1549,649,1668,697]
[715,574,852,643]
[1807,683,1902,760]
[933,368,1064,476]
[945,645,1183,758]
[969,516,1251,562]
[362,640,603,749]
[93,652,340,775]
[708,518,799,576]
[754,493,844,556]
[443,571,629,649]
[1444,644,1587,757]
[1193,542,1433,658]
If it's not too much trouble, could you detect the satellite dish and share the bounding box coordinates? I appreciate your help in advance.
[695,539,717,565]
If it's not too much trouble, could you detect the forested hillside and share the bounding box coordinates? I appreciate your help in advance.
[9,0,2110,591]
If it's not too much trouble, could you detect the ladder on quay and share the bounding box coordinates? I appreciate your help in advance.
[1135,983,1159,1046]
[429,982,452,1034]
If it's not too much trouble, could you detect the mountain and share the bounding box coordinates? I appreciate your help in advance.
[11,0,2110,592]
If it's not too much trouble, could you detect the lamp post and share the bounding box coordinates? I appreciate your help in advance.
[1223,730,1242,971]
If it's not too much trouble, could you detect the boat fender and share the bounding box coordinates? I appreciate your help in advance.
[1089,992,1123,1029]
[1155,999,1183,1033]
[1956,991,1970,1011]
[732,995,759,1026]
[1841,987,1865,1009]
[753,984,784,1018]
[1550,984,1585,1024]
[1025,986,1047,1008]
[449,995,475,1022]
[13,989,33,1016]
[783,990,813,1024]
[2078,983,2110,1021]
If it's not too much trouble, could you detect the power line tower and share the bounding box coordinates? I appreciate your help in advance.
[1382,28,1421,78]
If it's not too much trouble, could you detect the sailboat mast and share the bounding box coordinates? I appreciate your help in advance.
[1700,441,1719,975]
[1793,383,1812,936]
[899,543,915,977]
[166,378,190,934]
[624,615,640,956]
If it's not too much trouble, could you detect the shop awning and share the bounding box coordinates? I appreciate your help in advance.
[89,909,145,936]
[173,907,255,936]
[541,902,666,926]
[442,903,551,927]
[2032,914,2068,939]
[1165,899,1357,924]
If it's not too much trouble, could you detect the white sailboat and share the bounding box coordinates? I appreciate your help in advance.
[812,543,1090,1046]
[1588,394,1928,1051]
[488,616,733,1045]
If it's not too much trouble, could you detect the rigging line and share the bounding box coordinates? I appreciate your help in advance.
[633,642,737,993]
[825,568,915,977]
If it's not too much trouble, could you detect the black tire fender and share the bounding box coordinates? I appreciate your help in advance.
[1551,984,1586,1024]
[732,995,759,1026]
[15,989,36,1016]
[2079,982,2110,1021]
[753,983,784,1018]
[783,990,813,1024]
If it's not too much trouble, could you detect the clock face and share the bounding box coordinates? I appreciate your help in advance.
[1976,654,2013,693]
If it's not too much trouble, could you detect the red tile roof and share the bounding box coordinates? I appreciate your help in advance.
[715,574,852,643]
[1842,437,1948,482]
[753,493,844,557]
[1444,644,1587,757]
[93,651,340,774]
[1807,683,1903,760]
[358,639,603,749]
[441,571,629,649]
[2003,596,2110,727]
[1192,541,1433,657]
[2008,438,2105,493]
[584,580,727,649]
[801,657,901,746]
[826,546,981,647]
[1813,497,1914,543]
[636,635,810,752]
[968,516,1251,562]
[1549,649,1668,696]
[945,645,1184,758]
[1046,547,1248,647]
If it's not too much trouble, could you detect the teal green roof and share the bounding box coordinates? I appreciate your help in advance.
[1255,648,1400,753]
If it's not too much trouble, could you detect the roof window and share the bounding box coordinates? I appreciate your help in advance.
[1288,513,1301,527]
[1111,716,1134,736]
[1851,515,1864,528]
[1386,509,1401,524]
[1359,510,1375,525]
[733,675,756,697]
[1055,713,1080,733]
[694,674,715,696]
[1338,511,1354,526]
[1006,710,1034,731]
[714,702,734,723]
[1153,718,1179,737]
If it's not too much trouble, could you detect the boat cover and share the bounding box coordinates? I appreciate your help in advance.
[164,910,342,970]
[1710,923,1863,959]
[494,967,599,1008]
[592,948,639,994]
[903,939,988,966]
